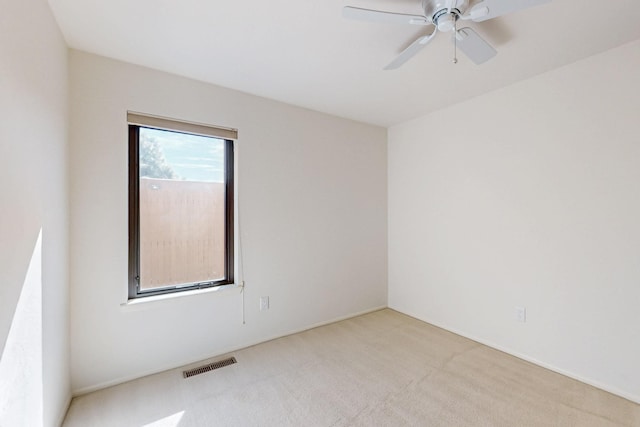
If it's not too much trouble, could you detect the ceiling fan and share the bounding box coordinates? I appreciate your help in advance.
[343,0,550,69]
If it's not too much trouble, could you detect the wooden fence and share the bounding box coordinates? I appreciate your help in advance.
[139,178,225,290]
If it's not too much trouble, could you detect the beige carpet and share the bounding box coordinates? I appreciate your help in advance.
[63,309,640,426]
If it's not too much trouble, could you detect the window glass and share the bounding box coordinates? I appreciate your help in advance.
[129,122,234,298]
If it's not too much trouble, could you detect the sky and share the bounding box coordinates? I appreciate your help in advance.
[141,127,225,182]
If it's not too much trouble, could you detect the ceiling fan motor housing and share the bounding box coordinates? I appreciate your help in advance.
[423,0,469,31]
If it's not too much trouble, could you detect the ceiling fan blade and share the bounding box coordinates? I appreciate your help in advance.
[384,30,438,70]
[342,6,429,25]
[468,0,550,22]
[454,27,497,64]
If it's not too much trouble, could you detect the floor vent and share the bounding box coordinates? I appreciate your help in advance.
[183,357,237,378]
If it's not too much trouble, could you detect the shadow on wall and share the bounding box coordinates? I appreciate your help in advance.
[0,229,44,426]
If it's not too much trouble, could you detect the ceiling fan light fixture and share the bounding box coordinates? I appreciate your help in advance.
[436,13,457,32]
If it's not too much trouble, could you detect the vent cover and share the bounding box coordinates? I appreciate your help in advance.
[183,357,237,378]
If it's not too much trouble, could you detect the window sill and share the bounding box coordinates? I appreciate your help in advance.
[121,283,242,311]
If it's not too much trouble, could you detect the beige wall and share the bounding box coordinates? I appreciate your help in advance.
[69,50,388,393]
[388,40,640,402]
[0,0,70,425]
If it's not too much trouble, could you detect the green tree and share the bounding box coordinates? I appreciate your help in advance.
[139,135,178,179]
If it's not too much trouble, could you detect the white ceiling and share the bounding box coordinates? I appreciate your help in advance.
[48,0,640,127]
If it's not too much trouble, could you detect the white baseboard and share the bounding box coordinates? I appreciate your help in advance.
[390,307,640,405]
[72,305,387,396]
[56,394,72,427]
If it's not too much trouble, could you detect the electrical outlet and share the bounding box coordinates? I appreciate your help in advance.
[515,306,526,323]
[260,296,269,311]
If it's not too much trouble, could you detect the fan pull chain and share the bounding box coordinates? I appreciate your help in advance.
[453,17,458,64]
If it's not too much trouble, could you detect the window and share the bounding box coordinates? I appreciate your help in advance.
[128,113,236,299]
